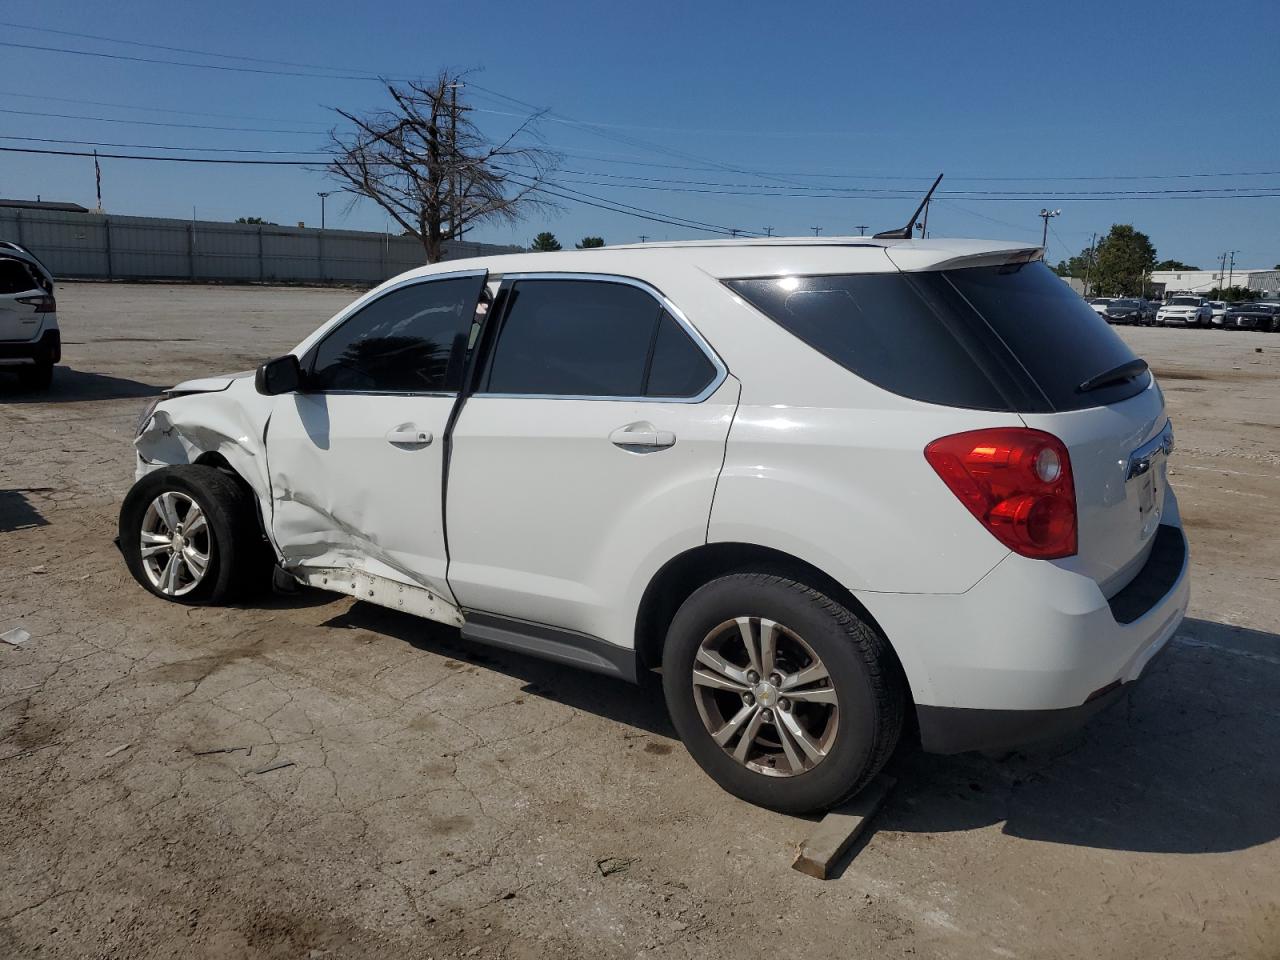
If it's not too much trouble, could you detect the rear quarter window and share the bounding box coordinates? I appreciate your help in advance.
[726,261,1149,413]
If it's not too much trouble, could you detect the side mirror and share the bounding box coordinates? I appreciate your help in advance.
[255,354,304,395]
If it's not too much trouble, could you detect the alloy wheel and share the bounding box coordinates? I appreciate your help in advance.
[691,617,840,777]
[139,491,212,596]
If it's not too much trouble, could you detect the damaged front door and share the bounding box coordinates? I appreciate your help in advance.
[265,271,487,612]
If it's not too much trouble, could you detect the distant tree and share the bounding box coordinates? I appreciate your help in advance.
[575,236,605,249]
[1084,225,1156,296]
[531,231,562,252]
[1206,285,1260,303]
[325,71,559,264]
[1154,259,1199,271]
[236,216,276,225]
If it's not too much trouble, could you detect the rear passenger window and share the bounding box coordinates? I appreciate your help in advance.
[727,273,1010,410]
[646,311,716,397]
[0,258,36,295]
[308,276,484,393]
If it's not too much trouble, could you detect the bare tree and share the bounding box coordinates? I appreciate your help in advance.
[326,72,559,263]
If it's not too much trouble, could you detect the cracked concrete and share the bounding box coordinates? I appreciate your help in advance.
[1,282,1278,959]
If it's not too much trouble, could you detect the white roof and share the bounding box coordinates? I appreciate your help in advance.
[398,237,1042,284]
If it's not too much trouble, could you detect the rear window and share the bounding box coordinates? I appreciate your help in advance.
[726,261,1149,413]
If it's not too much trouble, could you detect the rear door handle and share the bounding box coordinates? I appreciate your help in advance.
[385,424,433,446]
[610,423,676,450]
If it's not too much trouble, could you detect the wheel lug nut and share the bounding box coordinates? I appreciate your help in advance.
[769,673,782,685]
[779,698,791,711]
[761,709,773,721]
[747,671,759,684]
[742,692,754,705]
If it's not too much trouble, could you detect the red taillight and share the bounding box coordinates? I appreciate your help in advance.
[925,428,1077,559]
[16,294,55,314]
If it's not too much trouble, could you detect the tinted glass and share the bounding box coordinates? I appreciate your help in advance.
[727,273,1011,410]
[1170,297,1200,306]
[309,277,482,392]
[729,262,1148,413]
[938,261,1148,409]
[646,310,716,397]
[0,258,36,295]
[484,280,661,397]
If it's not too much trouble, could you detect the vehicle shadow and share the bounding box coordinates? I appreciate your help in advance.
[0,366,162,403]
[0,489,50,532]
[852,616,1280,865]
[321,601,1277,858]
[323,600,675,738]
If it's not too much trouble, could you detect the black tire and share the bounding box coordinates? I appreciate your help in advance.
[16,361,52,391]
[662,573,905,814]
[118,465,266,605]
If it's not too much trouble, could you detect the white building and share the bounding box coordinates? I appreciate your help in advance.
[1149,267,1269,296]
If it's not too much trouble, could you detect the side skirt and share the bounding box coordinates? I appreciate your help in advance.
[291,566,465,627]
[460,611,637,682]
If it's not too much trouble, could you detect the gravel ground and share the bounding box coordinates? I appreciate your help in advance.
[1,282,1277,960]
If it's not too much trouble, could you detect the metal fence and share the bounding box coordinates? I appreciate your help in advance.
[0,207,524,286]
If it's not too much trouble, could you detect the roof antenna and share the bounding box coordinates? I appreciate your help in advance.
[873,173,944,240]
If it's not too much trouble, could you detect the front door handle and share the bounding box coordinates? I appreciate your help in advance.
[385,424,433,446]
[610,422,676,450]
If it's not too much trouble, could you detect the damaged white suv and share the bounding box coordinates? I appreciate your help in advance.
[122,238,1189,813]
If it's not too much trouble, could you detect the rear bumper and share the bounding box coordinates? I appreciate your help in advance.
[0,328,60,364]
[862,513,1190,755]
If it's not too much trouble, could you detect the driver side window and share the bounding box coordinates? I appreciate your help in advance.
[308,277,479,393]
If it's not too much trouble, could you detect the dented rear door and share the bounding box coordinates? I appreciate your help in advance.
[265,272,487,600]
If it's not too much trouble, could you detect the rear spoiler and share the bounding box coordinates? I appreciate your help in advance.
[884,245,1044,273]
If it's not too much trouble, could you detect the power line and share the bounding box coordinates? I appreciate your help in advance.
[0,145,319,165]
[0,88,332,126]
[0,21,388,77]
[0,40,384,81]
[0,106,323,135]
[0,135,328,155]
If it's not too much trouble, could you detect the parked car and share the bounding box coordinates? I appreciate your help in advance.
[1087,297,1114,318]
[1156,296,1211,327]
[1206,300,1230,326]
[119,239,1189,813]
[1102,298,1145,324]
[1225,301,1278,331]
[0,241,59,390]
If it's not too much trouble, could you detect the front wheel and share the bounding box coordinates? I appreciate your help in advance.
[119,465,266,604]
[662,573,905,814]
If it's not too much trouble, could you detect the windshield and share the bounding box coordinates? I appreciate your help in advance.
[1111,299,1139,308]
[1169,297,1201,306]
[1089,298,1111,304]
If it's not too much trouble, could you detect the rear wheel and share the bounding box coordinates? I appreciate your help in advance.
[119,465,266,604]
[662,573,904,814]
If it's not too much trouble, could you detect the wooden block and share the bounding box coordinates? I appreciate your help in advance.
[791,774,895,880]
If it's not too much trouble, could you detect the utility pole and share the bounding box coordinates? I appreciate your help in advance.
[920,200,931,238]
[1218,251,1229,290]
[316,191,333,230]
[1227,250,1238,289]
[638,235,648,243]
[93,149,103,212]
[763,226,774,237]
[1083,232,1098,296]
[448,80,464,240]
[1038,208,1061,251]
[730,228,741,237]
[854,225,868,236]
[811,226,822,236]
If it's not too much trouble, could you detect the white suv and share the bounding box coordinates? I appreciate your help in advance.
[0,242,59,390]
[1157,295,1212,327]
[120,239,1189,813]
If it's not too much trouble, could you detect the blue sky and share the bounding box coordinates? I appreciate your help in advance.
[3,0,1278,268]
